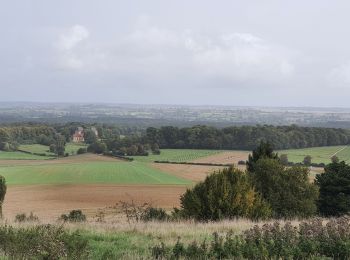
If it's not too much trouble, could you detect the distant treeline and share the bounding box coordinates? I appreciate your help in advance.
[1,123,350,152]
[145,125,350,150]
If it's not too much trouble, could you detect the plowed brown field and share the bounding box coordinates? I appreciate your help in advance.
[3,184,187,220]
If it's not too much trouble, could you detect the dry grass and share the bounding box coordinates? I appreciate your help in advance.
[4,215,302,245]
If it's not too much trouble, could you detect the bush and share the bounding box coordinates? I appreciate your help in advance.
[180,167,271,221]
[15,212,39,223]
[141,207,169,222]
[77,147,87,154]
[151,217,350,259]
[87,142,107,154]
[60,209,86,222]
[0,224,89,259]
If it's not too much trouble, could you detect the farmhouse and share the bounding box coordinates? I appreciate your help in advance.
[72,126,99,143]
[72,127,84,143]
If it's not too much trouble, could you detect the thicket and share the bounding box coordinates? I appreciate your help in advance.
[0,224,89,259]
[151,217,350,259]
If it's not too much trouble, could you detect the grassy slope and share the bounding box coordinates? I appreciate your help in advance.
[129,149,222,163]
[19,143,87,156]
[278,145,350,164]
[65,143,88,154]
[19,144,54,155]
[0,151,52,160]
[0,161,190,185]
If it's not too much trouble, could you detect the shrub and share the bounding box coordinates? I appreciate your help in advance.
[151,217,350,259]
[303,155,312,166]
[0,224,89,259]
[87,142,107,154]
[15,212,39,223]
[60,209,86,222]
[77,147,87,154]
[180,167,271,221]
[141,207,169,222]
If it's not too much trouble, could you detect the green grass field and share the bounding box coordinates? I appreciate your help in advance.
[129,149,222,163]
[0,161,191,185]
[65,143,88,154]
[0,151,52,160]
[279,145,350,164]
[19,144,54,155]
[19,143,87,156]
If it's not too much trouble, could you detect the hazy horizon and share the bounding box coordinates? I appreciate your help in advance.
[2,1,350,107]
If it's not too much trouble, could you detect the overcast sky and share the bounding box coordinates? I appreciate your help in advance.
[1,1,350,107]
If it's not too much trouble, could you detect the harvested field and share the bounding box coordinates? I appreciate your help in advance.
[151,163,225,182]
[3,184,187,221]
[192,150,250,165]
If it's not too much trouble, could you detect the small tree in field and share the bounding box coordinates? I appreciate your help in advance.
[331,155,339,163]
[303,155,312,166]
[0,176,7,218]
[280,154,289,165]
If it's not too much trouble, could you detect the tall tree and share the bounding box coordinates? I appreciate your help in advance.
[246,141,278,172]
[0,176,7,218]
[316,161,350,216]
[251,159,318,218]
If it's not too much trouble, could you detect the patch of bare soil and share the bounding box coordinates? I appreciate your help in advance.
[192,151,250,165]
[3,184,186,221]
[151,163,225,182]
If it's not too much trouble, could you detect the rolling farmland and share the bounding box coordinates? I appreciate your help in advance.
[279,145,350,164]
[0,159,190,186]
[129,149,222,162]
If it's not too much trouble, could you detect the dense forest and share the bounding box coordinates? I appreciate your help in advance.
[145,125,350,150]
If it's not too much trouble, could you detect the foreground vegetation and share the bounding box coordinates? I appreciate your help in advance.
[1,216,350,259]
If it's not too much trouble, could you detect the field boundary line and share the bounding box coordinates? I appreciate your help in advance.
[330,146,348,158]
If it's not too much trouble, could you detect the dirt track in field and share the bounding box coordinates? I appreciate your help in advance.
[3,184,187,221]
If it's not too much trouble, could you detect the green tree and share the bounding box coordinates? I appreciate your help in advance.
[331,155,339,163]
[280,154,289,165]
[0,176,7,218]
[84,129,97,144]
[54,134,66,157]
[303,155,312,166]
[180,167,271,221]
[246,141,278,172]
[87,142,107,154]
[250,158,318,218]
[316,161,350,216]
